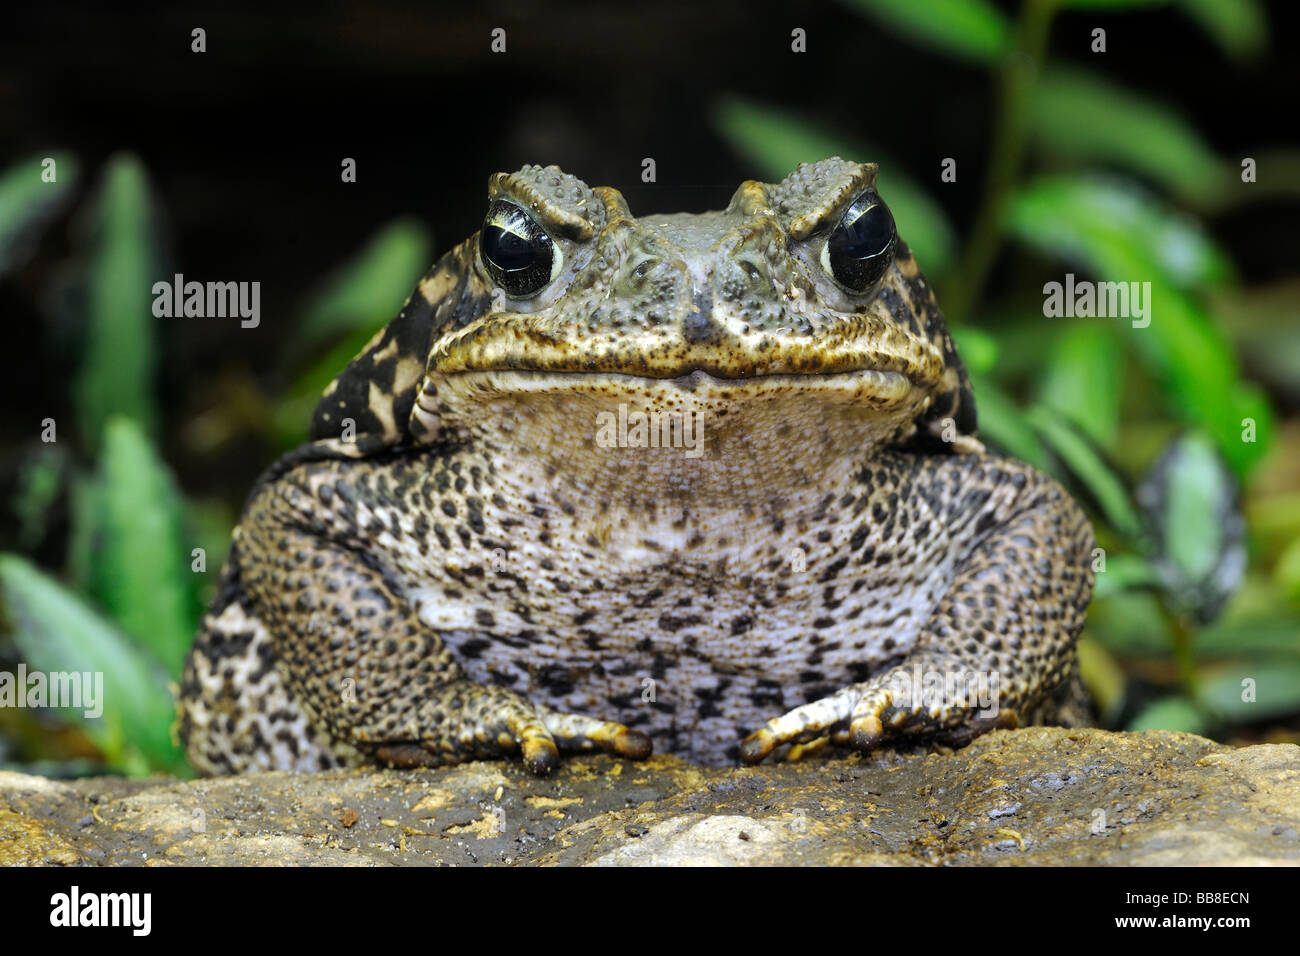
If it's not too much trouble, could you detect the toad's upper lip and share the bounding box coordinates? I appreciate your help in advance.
[429,307,946,386]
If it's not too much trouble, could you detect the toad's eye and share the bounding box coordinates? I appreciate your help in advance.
[820,191,896,294]
[480,200,562,297]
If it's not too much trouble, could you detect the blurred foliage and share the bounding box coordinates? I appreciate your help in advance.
[0,152,431,775]
[0,0,1296,775]
[0,553,180,775]
[73,155,163,450]
[0,152,78,275]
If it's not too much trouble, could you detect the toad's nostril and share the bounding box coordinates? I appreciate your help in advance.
[682,291,716,345]
[683,308,711,344]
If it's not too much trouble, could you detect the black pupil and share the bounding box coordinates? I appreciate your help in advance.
[833,204,890,259]
[826,193,895,292]
[483,225,535,271]
[480,202,554,295]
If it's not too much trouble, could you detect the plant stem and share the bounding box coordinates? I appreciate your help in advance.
[946,0,1059,323]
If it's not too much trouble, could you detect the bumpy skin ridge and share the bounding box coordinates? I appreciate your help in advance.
[178,159,1095,774]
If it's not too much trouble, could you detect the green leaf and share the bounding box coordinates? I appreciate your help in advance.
[836,0,1010,63]
[1127,695,1207,735]
[1136,431,1245,623]
[1150,435,1231,583]
[1199,658,1300,723]
[73,153,163,450]
[1087,590,1171,656]
[950,326,998,376]
[712,97,956,274]
[966,373,1050,471]
[0,553,183,773]
[1275,537,1300,608]
[1093,552,1160,598]
[1175,0,1267,60]
[1009,174,1232,289]
[1193,574,1300,656]
[81,417,200,678]
[1198,614,1300,657]
[185,497,236,596]
[1035,321,1121,447]
[969,308,1065,378]
[1029,67,1223,203]
[1076,635,1126,722]
[1027,406,1143,539]
[1007,174,1271,476]
[289,217,432,361]
[0,152,79,276]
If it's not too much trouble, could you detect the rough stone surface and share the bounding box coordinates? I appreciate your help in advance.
[2,728,1298,866]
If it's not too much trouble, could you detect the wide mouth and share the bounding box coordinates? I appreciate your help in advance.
[424,366,922,415]
[428,310,946,387]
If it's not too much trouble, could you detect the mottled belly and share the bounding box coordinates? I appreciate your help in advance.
[412,561,952,765]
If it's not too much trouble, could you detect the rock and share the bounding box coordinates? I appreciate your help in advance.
[2,728,1298,866]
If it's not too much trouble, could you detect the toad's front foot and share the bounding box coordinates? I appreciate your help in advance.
[738,666,1015,764]
[370,682,653,776]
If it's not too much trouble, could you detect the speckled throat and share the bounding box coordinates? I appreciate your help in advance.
[419,367,932,521]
